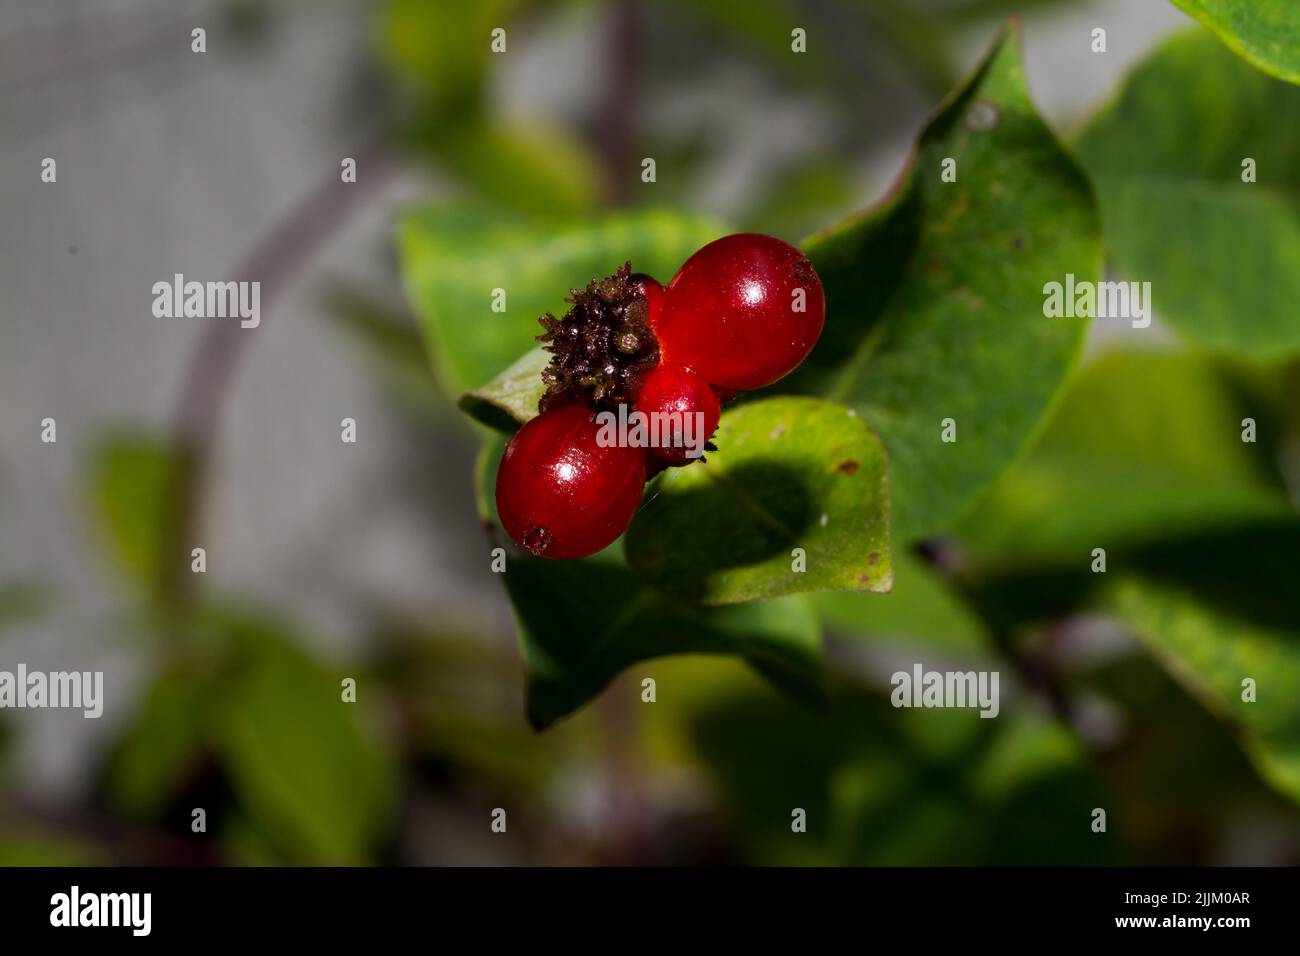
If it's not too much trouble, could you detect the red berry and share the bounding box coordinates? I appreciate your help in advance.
[653,233,825,390]
[628,272,666,324]
[496,404,648,560]
[634,363,720,466]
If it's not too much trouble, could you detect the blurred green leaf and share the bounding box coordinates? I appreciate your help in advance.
[793,22,1099,541]
[88,434,192,604]
[626,396,892,604]
[812,548,991,655]
[209,611,397,863]
[1073,653,1300,861]
[476,439,824,728]
[398,204,726,403]
[956,351,1294,570]
[691,683,1127,865]
[1170,0,1300,84]
[0,832,103,866]
[0,581,48,636]
[1107,575,1300,806]
[1077,29,1300,358]
[109,670,213,820]
[745,157,859,240]
[377,0,516,114]
[419,121,603,219]
[326,285,446,417]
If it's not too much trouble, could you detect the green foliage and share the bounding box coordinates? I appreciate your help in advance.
[210,611,397,864]
[1107,572,1300,806]
[109,670,213,819]
[690,682,1127,865]
[377,0,516,115]
[459,346,551,432]
[626,396,892,604]
[1078,29,1300,359]
[794,23,1100,541]
[476,439,825,727]
[956,351,1293,569]
[812,548,991,655]
[88,435,192,604]
[398,205,727,402]
[0,832,103,866]
[326,285,447,417]
[1171,0,1300,84]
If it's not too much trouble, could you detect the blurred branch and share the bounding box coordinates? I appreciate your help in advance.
[166,136,398,609]
[598,0,640,206]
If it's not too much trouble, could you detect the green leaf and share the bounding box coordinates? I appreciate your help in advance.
[475,439,824,728]
[956,350,1294,570]
[1077,29,1300,359]
[1171,0,1300,84]
[209,611,397,863]
[1106,574,1300,806]
[88,434,193,603]
[398,205,727,405]
[793,22,1099,541]
[625,396,892,604]
[458,346,550,432]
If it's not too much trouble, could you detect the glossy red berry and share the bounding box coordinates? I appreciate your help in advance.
[634,363,721,466]
[652,233,825,391]
[496,404,648,560]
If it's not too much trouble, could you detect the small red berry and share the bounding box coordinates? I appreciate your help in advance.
[634,363,720,466]
[496,404,648,560]
[653,233,825,391]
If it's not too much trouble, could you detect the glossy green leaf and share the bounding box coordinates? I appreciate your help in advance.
[475,439,824,728]
[956,351,1294,570]
[1171,1,1300,84]
[793,22,1099,541]
[210,611,397,863]
[1077,29,1300,358]
[398,205,726,404]
[626,396,892,604]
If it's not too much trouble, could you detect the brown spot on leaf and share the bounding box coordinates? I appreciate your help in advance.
[837,460,860,476]
[867,550,880,566]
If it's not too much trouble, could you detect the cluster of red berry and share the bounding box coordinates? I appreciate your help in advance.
[495,233,826,559]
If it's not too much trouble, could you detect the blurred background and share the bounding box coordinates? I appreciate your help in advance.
[2,0,1297,865]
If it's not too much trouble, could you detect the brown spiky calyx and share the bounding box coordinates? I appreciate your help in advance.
[536,262,660,413]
